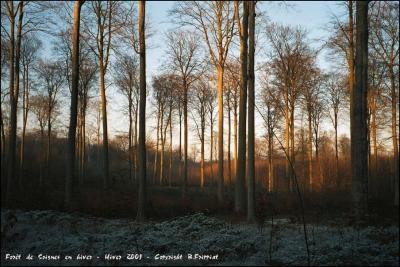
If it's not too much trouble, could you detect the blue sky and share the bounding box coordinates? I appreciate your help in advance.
[27,1,355,158]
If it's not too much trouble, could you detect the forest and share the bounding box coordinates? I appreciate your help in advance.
[1,1,399,266]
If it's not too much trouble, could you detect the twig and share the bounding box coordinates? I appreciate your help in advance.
[256,103,311,266]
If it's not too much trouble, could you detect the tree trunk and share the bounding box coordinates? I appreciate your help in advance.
[210,117,214,183]
[129,98,133,182]
[389,67,399,206]
[335,111,339,189]
[153,106,159,184]
[227,98,232,187]
[352,0,368,220]
[160,109,164,185]
[6,2,23,205]
[247,0,256,223]
[268,131,274,192]
[136,0,147,221]
[19,64,29,188]
[308,113,313,191]
[235,0,248,213]
[183,79,188,196]
[201,123,205,190]
[99,61,109,189]
[233,105,238,185]
[217,65,224,203]
[65,0,82,209]
[169,111,172,187]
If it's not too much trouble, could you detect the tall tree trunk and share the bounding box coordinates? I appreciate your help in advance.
[235,1,248,213]
[233,106,238,185]
[227,99,232,187]
[169,112,172,187]
[210,117,214,183]
[289,104,295,192]
[284,91,290,192]
[348,0,355,175]
[217,65,224,203]
[389,67,399,206]
[136,0,147,221]
[308,113,313,191]
[268,130,274,192]
[129,99,133,182]
[65,0,82,209]
[247,0,256,223]
[99,61,109,189]
[160,110,164,185]
[153,106,159,184]
[6,2,23,205]
[200,123,205,190]
[183,79,188,196]
[352,0,368,220]
[335,111,339,188]
[19,65,29,188]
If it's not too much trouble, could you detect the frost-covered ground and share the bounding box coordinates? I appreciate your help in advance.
[1,209,399,266]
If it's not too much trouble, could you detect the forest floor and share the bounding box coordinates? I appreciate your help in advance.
[1,208,399,266]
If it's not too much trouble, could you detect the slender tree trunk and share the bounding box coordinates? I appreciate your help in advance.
[235,1,248,213]
[169,111,172,187]
[210,117,214,183]
[308,113,313,191]
[153,106,159,184]
[290,104,295,192]
[65,1,82,209]
[183,80,188,196]
[19,65,29,188]
[217,65,224,203]
[227,100,232,187]
[160,110,164,185]
[201,123,205,190]
[352,0,368,219]
[233,106,238,184]
[136,0,147,221]
[389,67,399,206]
[268,131,274,192]
[284,91,290,192]
[247,0,256,222]
[99,61,109,189]
[129,99,133,182]
[334,111,339,189]
[7,2,23,205]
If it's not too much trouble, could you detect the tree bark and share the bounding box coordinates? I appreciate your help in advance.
[217,65,224,203]
[235,1,248,213]
[183,79,188,196]
[136,0,147,221]
[352,0,368,220]
[7,2,23,204]
[389,67,399,206]
[65,0,82,209]
[247,0,256,222]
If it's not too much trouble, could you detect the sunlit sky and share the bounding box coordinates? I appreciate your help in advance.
[19,1,393,159]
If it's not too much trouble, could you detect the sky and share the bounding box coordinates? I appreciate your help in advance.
[12,1,369,160]
[106,1,349,155]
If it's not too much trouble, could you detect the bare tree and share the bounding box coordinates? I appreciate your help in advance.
[4,0,23,204]
[19,33,41,187]
[370,1,399,206]
[164,29,202,197]
[326,73,348,189]
[247,0,256,222]
[35,59,64,181]
[83,1,121,189]
[352,0,368,220]
[235,0,248,213]
[136,0,146,221]
[65,0,84,209]
[172,1,237,203]
[190,78,213,190]
[114,53,139,184]
[259,67,281,193]
[30,94,48,187]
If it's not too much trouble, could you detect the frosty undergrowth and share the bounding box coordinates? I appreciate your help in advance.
[1,209,399,266]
